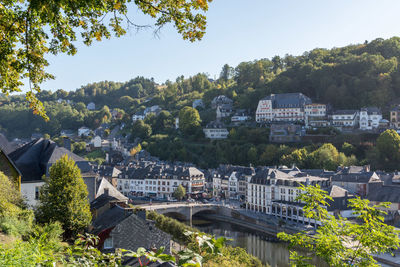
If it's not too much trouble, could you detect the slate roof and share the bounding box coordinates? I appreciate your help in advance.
[332,110,358,115]
[250,167,329,187]
[205,121,227,129]
[91,205,131,234]
[0,133,14,154]
[367,185,400,203]
[330,172,381,184]
[261,93,312,108]
[90,194,120,210]
[360,107,381,115]
[8,138,93,182]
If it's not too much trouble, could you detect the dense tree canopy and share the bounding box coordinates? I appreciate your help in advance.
[36,155,91,238]
[1,0,212,118]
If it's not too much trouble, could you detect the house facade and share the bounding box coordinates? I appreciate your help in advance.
[359,107,382,130]
[87,102,96,110]
[203,121,229,139]
[78,126,91,137]
[390,106,400,128]
[255,93,312,123]
[211,95,233,109]
[9,138,98,207]
[216,104,233,119]
[331,110,359,129]
[117,165,205,199]
[304,103,329,128]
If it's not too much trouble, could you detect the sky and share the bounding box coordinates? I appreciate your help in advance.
[40,0,400,92]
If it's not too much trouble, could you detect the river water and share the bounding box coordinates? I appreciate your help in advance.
[192,218,327,267]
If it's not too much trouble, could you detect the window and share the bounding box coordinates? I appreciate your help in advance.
[104,237,113,249]
[35,186,40,200]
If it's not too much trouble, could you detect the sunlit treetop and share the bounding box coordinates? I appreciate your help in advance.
[0,0,212,120]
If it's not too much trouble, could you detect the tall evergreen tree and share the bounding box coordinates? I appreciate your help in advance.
[36,155,91,239]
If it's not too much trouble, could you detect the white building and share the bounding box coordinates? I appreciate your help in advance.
[144,105,162,117]
[117,166,205,199]
[175,117,179,129]
[231,110,251,123]
[304,103,329,128]
[91,136,102,148]
[192,99,205,109]
[216,104,233,119]
[132,111,145,122]
[211,95,233,109]
[331,110,359,129]
[359,107,382,130]
[78,126,91,137]
[255,93,312,123]
[246,168,351,224]
[87,102,96,110]
[203,121,229,139]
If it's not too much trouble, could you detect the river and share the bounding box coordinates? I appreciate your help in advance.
[192,218,327,267]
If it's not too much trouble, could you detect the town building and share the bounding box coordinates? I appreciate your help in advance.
[132,111,145,122]
[203,121,229,139]
[246,168,353,224]
[211,95,233,109]
[91,136,102,148]
[8,138,98,207]
[90,195,171,253]
[60,129,75,138]
[255,93,312,123]
[390,105,400,128]
[216,104,234,119]
[331,110,359,129]
[231,110,251,124]
[329,166,383,197]
[304,103,329,128]
[192,99,205,109]
[87,102,96,110]
[269,123,304,143]
[117,165,205,199]
[144,105,162,117]
[78,126,91,137]
[359,107,382,131]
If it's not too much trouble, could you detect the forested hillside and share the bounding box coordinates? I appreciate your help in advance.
[2,37,400,169]
[0,37,400,136]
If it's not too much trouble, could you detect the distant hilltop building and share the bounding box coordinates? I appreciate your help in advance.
[203,121,229,139]
[87,102,96,110]
[359,107,382,130]
[211,95,233,109]
[255,93,312,123]
[331,110,359,129]
[304,103,329,128]
[391,105,400,128]
[192,99,204,109]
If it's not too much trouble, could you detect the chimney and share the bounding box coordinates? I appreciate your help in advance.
[136,208,147,220]
[63,137,71,151]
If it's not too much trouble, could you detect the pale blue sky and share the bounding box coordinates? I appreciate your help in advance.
[41,0,400,92]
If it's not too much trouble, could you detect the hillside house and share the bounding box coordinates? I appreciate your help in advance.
[331,110,359,129]
[256,93,312,123]
[211,95,233,109]
[359,107,382,131]
[87,102,96,110]
[304,103,329,128]
[78,126,91,137]
[203,121,229,139]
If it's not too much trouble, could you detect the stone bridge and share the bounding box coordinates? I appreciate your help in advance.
[139,203,221,224]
